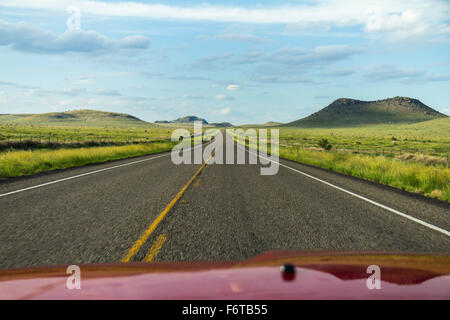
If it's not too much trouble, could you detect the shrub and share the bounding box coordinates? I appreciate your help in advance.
[318,138,332,151]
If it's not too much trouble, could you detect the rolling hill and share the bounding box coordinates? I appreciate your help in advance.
[285,97,447,127]
[155,116,233,127]
[0,110,154,127]
[155,115,208,124]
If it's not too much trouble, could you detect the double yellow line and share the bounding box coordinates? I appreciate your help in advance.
[121,155,212,263]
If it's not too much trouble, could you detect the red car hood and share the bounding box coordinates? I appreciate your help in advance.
[0,251,449,300]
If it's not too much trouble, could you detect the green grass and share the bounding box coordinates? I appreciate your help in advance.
[280,147,450,201]
[0,126,218,179]
[0,142,177,179]
[276,119,450,158]
[0,124,178,146]
[228,124,450,202]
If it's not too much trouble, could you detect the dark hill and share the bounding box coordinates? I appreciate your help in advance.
[285,97,447,127]
[171,116,208,124]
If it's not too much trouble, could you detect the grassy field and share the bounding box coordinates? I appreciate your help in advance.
[0,109,218,180]
[0,124,218,179]
[277,119,450,158]
[0,142,176,179]
[279,147,449,201]
[0,124,176,146]
[229,119,450,201]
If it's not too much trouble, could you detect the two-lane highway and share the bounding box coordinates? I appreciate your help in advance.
[0,131,448,269]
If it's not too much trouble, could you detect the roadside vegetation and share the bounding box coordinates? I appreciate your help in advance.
[0,122,218,179]
[278,119,450,158]
[0,124,177,149]
[279,147,449,201]
[229,121,450,202]
[0,123,178,179]
[0,142,177,179]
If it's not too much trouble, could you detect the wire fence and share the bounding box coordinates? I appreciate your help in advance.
[0,135,173,152]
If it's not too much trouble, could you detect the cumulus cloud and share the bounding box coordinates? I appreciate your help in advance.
[2,0,448,42]
[0,19,150,54]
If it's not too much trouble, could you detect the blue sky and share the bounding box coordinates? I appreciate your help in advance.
[0,0,449,124]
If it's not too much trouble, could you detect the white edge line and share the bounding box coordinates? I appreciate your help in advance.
[0,143,206,198]
[232,136,450,237]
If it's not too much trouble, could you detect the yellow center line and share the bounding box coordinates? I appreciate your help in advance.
[121,155,213,262]
[143,234,168,262]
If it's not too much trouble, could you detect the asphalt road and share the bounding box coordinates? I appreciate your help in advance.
[0,131,448,269]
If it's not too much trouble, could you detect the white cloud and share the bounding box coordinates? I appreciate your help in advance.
[0,19,150,54]
[226,84,240,91]
[193,53,233,69]
[364,65,450,82]
[218,107,231,115]
[214,94,234,100]
[215,94,226,100]
[234,45,362,67]
[2,0,449,42]
[182,94,204,100]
